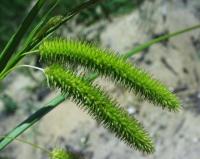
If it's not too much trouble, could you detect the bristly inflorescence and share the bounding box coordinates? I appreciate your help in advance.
[39,39,180,111]
[51,148,74,159]
[45,65,155,153]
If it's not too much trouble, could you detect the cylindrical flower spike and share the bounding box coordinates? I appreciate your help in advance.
[45,65,155,153]
[40,39,180,111]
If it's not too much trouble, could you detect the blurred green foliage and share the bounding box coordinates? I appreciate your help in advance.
[0,156,10,159]
[0,0,31,51]
[0,93,18,114]
[0,0,144,51]
[58,0,144,24]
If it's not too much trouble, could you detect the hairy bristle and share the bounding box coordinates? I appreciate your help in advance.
[45,65,155,153]
[39,39,181,111]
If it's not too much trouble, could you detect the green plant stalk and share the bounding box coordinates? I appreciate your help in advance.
[0,24,199,150]
[0,135,50,154]
[0,95,65,150]
[0,0,105,81]
[123,24,200,58]
[0,0,46,73]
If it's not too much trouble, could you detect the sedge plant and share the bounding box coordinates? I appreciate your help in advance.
[0,0,200,157]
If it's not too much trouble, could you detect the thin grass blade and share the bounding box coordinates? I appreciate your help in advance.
[0,0,105,80]
[123,24,200,58]
[23,0,59,51]
[0,0,46,73]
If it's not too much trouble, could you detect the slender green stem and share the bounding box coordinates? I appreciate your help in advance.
[123,24,200,58]
[0,136,50,154]
[21,50,39,56]
[17,65,44,72]
[0,64,44,81]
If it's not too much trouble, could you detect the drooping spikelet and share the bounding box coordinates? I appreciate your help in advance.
[45,65,155,153]
[40,39,180,111]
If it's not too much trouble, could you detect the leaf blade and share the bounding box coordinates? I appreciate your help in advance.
[0,0,46,73]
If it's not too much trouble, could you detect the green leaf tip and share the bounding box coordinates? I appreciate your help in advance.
[40,39,181,111]
[45,65,155,153]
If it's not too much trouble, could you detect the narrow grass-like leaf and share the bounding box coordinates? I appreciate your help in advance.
[124,24,200,58]
[4,15,63,73]
[0,0,105,80]
[45,65,154,153]
[33,16,64,44]
[0,75,96,151]
[0,95,65,151]
[23,0,59,51]
[30,0,105,50]
[0,0,46,73]
[0,1,59,80]
[0,135,50,154]
[39,39,180,111]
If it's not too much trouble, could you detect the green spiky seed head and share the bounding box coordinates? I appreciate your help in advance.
[45,65,155,153]
[39,39,181,111]
[51,148,73,159]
